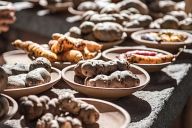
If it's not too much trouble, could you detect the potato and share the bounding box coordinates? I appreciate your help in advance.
[85,70,140,88]
[75,59,130,77]
[117,0,149,15]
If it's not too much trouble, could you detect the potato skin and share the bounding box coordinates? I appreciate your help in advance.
[93,22,123,42]
[85,70,140,88]
[29,57,52,73]
[26,68,51,87]
[74,59,130,77]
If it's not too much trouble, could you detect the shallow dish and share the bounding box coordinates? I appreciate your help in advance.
[3,50,101,70]
[77,98,131,128]
[102,47,174,72]
[62,64,150,99]
[3,67,61,99]
[131,29,192,52]
[0,94,18,123]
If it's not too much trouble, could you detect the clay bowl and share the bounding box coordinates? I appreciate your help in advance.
[65,32,127,50]
[62,64,150,99]
[77,98,131,128]
[3,67,61,99]
[131,29,192,52]
[102,47,174,72]
[2,50,61,98]
[0,94,18,123]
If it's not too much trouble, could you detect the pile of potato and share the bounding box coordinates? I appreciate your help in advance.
[68,21,124,42]
[68,0,154,41]
[74,59,140,88]
[1,57,52,89]
[12,34,102,63]
[19,93,100,128]
[69,0,192,35]
[150,14,192,30]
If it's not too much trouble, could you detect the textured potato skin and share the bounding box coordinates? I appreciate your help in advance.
[19,94,100,125]
[26,68,51,87]
[93,22,123,42]
[74,59,130,77]
[7,74,26,89]
[85,70,140,88]
[29,57,52,72]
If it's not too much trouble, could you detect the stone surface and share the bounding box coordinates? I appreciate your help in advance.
[0,50,192,128]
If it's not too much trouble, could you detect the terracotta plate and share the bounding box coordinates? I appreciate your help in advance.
[78,98,131,128]
[62,64,150,99]
[3,67,61,99]
[102,47,174,72]
[0,94,18,123]
[131,29,192,52]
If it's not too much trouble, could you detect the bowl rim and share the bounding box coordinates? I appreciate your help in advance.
[0,94,18,123]
[131,29,192,45]
[3,67,61,92]
[77,97,131,128]
[102,46,173,66]
[62,64,150,90]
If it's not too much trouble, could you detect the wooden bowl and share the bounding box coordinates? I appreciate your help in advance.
[0,94,18,123]
[3,67,61,99]
[62,64,150,99]
[65,32,127,50]
[77,98,131,128]
[102,47,174,72]
[3,50,101,70]
[131,29,192,52]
